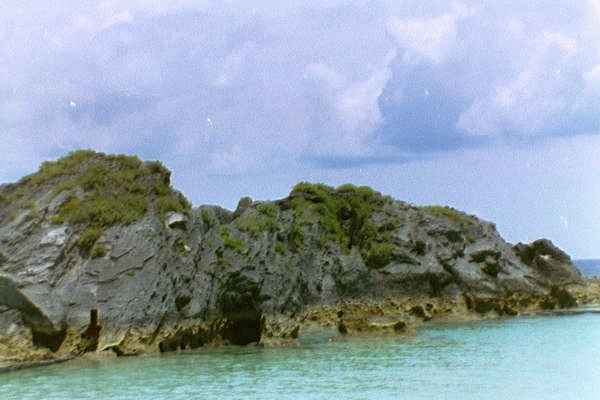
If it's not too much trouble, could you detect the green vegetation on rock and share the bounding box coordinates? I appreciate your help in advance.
[470,250,501,263]
[288,182,397,266]
[234,202,278,237]
[274,241,286,255]
[5,150,190,256]
[200,209,216,229]
[470,250,502,277]
[220,226,246,254]
[77,227,103,254]
[481,262,500,277]
[173,238,189,255]
[288,224,304,251]
[365,243,395,269]
[90,243,108,259]
[420,205,475,226]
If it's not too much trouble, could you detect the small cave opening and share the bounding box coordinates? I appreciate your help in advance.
[80,309,102,353]
[31,327,67,353]
[217,272,264,346]
[222,310,262,346]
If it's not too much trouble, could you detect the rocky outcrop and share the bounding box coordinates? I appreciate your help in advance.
[0,151,596,370]
[513,239,582,286]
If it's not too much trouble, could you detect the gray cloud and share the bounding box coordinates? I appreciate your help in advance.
[1,0,599,178]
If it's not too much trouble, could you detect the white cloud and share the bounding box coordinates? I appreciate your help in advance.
[584,65,600,84]
[457,30,583,136]
[386,3,474,64]
[304,50,395,156]
[305,63,346,90]
[590,0,600,22]
[334,66,391,135]
[1,0,600,181]
[543,31,578,54]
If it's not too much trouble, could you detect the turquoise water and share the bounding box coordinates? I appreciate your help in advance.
[2,312,600,399]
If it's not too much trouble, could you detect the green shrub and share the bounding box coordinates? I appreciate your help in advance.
[0,252,7,265]
[173,238,189,255]
[20,150,193,256]
[289,182,392,256]
[78,227,103,254]
[90,244,107,259]
[220,227,246,254]
[54,194,147,227]
[288,225,304,251]
[201,209,215,228]
[27,150,97,187]
[145,160,171,182]
[470,250,501,263]
[257,202,278,218]
[482,262,500,277]
[20,200,40,221]
[365,243,395,269]
[443,230,464,243]
[421,205,475,226]
[156,194,189,217]
[275,241,286,255]
[235,203,278,237]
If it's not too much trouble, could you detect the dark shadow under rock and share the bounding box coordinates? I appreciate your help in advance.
[217,272,264,345]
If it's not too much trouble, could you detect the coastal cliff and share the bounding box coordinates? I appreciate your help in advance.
[0,151,597,370]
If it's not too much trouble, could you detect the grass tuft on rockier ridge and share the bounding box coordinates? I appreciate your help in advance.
[287,182,398,266]
[420,205,476,226]
[2,150,191,256]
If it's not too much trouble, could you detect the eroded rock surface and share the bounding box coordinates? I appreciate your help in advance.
[0,151,596,370]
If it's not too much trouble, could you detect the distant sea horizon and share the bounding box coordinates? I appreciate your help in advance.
[575,259,600,277]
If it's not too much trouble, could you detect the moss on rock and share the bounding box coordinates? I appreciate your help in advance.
[220,226,246,254]
[288,182,398,267]
[6,150,190,255]
[77,227,103,254]
[470,250,501,263]
[481,262,500,278]
[365,243,395,269]
[90,243,108,259]
[420,205,475,225]
[234,202,278,237]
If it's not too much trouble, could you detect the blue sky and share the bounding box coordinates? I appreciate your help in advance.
[1,1,599,257]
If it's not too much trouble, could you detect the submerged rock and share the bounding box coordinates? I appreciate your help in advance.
[0,151,595,370]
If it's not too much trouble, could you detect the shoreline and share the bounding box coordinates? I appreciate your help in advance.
[2,280,599,374]
[3,302,600,375]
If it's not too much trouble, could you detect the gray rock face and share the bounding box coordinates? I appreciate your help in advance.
[0,158,589,369]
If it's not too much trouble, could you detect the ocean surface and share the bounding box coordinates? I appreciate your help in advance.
[2,309,600,400]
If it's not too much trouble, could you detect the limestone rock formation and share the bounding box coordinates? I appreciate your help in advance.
[0,151,595,370]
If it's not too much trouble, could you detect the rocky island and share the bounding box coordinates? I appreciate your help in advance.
[1,151,598,371]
